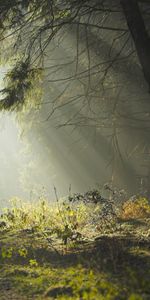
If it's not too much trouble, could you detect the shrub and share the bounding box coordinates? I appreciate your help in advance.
[121,197,150,220]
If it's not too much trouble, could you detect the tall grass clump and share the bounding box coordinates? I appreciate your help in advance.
[0,188,150,245]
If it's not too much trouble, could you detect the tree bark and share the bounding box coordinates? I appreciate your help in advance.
[120,0,150,91]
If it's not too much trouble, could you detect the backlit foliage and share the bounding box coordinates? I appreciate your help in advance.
[0,0,76,111]
[121,197,150,220]
[0,189,150,244]
[0,60,43,111]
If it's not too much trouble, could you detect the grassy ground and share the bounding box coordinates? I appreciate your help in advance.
[0,192,149,299]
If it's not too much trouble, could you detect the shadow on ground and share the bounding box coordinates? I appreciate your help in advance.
[0,228,150,299]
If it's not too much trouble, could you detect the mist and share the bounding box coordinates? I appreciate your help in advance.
[0,1,150,208]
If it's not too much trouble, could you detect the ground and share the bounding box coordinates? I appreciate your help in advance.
[0,218,150,300]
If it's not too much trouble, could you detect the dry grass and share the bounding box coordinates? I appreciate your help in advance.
[120,197,150,220]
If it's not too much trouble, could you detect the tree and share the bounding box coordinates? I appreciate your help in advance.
[0,0,149,112]
[0,0,150,195]
[120,0,150,91]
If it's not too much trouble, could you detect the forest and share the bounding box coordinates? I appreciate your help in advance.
[0,0,150,299]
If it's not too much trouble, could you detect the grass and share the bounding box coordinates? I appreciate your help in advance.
[0,189,149,299]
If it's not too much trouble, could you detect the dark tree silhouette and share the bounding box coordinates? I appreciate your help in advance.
[121,0,150,90]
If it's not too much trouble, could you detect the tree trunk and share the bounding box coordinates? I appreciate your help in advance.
[120,0,150,91]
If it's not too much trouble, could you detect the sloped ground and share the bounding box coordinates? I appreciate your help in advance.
[0,221,150,300]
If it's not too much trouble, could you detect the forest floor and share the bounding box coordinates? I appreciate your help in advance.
[0,192,150,299]
[0,219,150,300]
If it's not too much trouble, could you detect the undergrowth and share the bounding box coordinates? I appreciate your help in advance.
[0,188,149,299]
[0,188,150,245]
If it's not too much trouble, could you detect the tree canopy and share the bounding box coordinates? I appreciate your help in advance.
[0,0,150,113]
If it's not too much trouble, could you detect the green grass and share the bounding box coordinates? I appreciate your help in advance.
[0,230,150,299]
[0,192,149,299]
